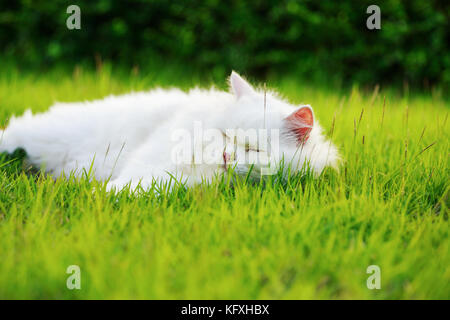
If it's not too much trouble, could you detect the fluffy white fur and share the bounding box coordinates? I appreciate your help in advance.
[0,72,339,190]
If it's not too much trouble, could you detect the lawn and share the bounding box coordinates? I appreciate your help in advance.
[0,64,448,299]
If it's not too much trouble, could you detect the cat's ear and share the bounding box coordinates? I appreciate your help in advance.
[229,71,255,99]
[285,106,314,144]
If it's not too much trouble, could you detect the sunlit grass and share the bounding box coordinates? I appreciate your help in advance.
[0,64,448,299]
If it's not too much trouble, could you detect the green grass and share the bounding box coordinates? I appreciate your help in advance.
[0,64,448,299]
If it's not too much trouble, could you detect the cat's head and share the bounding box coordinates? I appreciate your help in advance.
[221,71,339,178]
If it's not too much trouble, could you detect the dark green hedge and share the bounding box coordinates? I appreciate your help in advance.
[0,0,448,87]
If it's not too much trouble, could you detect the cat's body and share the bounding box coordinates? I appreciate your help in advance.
[0,72,339,190]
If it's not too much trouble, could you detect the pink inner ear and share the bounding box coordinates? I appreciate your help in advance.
[286,107,314,144]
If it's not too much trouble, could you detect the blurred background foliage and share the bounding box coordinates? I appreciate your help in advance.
[0,0,448,88]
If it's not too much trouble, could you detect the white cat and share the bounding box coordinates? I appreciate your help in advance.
[0,72,339,191]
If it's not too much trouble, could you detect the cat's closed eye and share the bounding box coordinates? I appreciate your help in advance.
[245,143,261,152]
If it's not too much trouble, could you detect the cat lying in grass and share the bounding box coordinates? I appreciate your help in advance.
[0,72,339,191]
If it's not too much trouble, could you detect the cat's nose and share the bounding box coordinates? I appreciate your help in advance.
[223,151,230,164]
